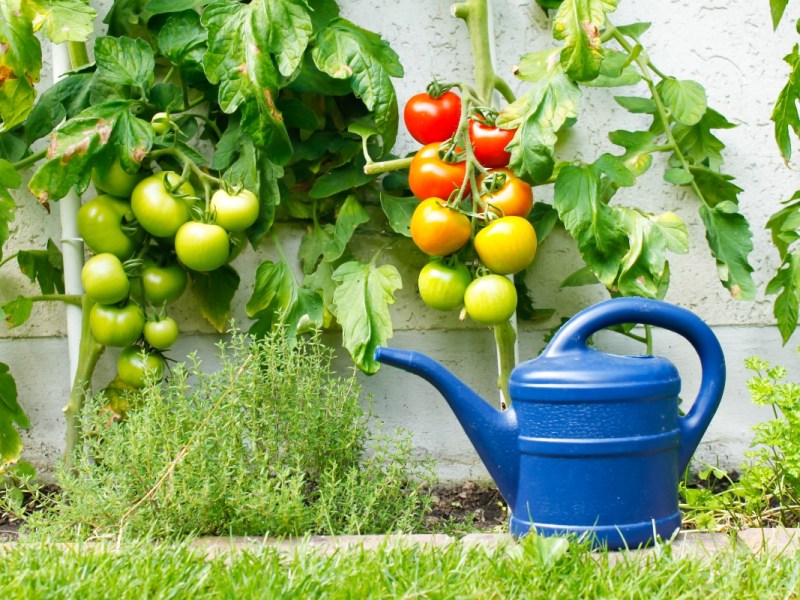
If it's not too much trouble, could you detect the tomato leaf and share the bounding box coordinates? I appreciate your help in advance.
[17,239,64,294]
[770,0,789,30]
[766,252,800,343]
[146,0,213,15]
[0,0,41,131]
[501,65,580,184]
[766,191,800,258]
[772,45,800,161]
[672,107,735,171]
[698,201,756,301]
[324,195,369,262]
[24,72,93,144]
[311,18,403,153]
[190,265,240,332]
[582,50,640,87]
[0,132,27,162]
[299,224,335,275]
[380,192,416,237]
[157,10,207,66]
[594,153,635,187]
[2,296,32,328]
[614,22,651,39]
[552,0,617,82]
[657,78,707,126]
[309,158,374,199]
[27,0,96,44]
[331,260,401,374]
[614,95,656,114]
[0,186,15,260]
[95,36,155,92]
[553,164,628,288]
[246,260,296,329]
[112,109,155,173]
[0,361,28,467]
[247,155,282,248]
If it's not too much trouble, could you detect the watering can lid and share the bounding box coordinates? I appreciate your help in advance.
[508,348,680,402]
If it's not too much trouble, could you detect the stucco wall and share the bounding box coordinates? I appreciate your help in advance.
[2,0,798,480]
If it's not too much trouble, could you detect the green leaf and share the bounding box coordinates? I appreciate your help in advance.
[691,166,743,208]
[513,49,560,83]
[380,192,416,237]
[594,153,635,186]
[772,45,800,161]
[309,158,374,199]
[0,361,27,466]
[766,192,800,258]
[553,164,628,289]
[150,83,183,112]
[500,65,580,184]
[157,10,207,66]
[552,0,617,82]
[324,195,369,262]
[582,50,640,87]
[331,260,401,374]
[202,0,294,163]
[246,260,296,329]
[190,265,240,332]
[299,223,335,274]
[767,251,800,343]
[771,0,789,29]
[672,107,735,171]
[0,157,19,189]
[0,187,14,260]
[146,0,213,15]
[312,18,403,151]
[17,239,64,294]
[24,72,93,144]
[112,109,155,173]
[699,203,756,301]
[0,0,41,130]
[614,22,651,39]
[246,155,282,247]
[663,167,694,185]
[95,36,155,91]
[530,201,559,244]
[27,0,96,44]
[0,132,27,162]
[2,296,32,328]
[657,78,707,126]
[561,266,600,287]
[607,129,656,176]
[614,95,656,114]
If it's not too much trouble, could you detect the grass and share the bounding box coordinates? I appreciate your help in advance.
[1,535,799,599]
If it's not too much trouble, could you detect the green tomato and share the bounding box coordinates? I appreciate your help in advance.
[92,159,141,198]
[418,259,471,311]
[90,302,145,347]
[210,188,259,232]
[131,172,197,238]
[131,258,187,306]
[78,195,145,260]
[463,275,517,325]
[144,317,179,350]
[117,345,165,388]
[81,253,131,305]
[174,222,230,272]
[151,112,170,135]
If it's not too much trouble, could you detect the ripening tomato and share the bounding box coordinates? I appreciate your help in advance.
[131,172,197,238]
[151,112,170,135]
[408,143,467,201]
[404,90,461,145]
[81,253,131,305]
[117,345,165,388]
[417,259,472,311]
[144,316,179,350]
[468,120,516,168]
[464,275,517,325]
[130,257,187,306]
[90,302,145,347]
[78,195,145,259]
[174,222,230,272]
[478,169,533,218]
[210,188,259,232]
[474,216,537,275]
[410,198,471,257]
[92,159,141,198]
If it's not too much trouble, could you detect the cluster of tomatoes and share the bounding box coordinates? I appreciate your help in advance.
[79,144,259,388]
[403,86,537,325]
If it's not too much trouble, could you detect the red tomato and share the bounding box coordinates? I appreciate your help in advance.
[404,90,461,145]
[408,143,467,202]
[478,168,533,217]
[474,216,537,275]
[468,120,516,168]
[410,198,471,257]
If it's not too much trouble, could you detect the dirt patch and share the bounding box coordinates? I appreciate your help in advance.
[0,484,59,542]
[424,481,508,533]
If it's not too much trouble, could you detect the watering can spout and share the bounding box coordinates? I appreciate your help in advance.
[374,346,520,506]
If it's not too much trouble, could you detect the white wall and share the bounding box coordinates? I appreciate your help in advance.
[2,0,798,481]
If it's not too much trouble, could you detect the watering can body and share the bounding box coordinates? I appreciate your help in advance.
[375,297,725,550]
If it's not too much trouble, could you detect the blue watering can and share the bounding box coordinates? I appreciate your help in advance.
[375,297,725,549]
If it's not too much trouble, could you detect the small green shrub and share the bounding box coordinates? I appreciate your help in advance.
[680,354,800,530]
[26,331,435,540]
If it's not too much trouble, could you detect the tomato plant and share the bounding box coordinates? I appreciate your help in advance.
[117,346,165,388]
[469,119,515,168]
[477,169,533,218]
[131,173,197,239]
[408,143,467,201]
[81,253,131,305]
[410,199,471,257]
[474,216,537,275]
[404,89,462,145]
[89,303,145,348]
[463,275,518,325]
[418,259,472,311]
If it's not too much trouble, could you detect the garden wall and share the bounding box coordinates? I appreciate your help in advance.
[1,0,797,480]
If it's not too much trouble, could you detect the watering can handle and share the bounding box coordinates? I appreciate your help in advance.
[545,297,725,472]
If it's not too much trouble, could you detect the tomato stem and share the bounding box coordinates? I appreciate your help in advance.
[362,156,413,175]
[12,150,47,171]
[27,294,83,307]
[493,319,516,410]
